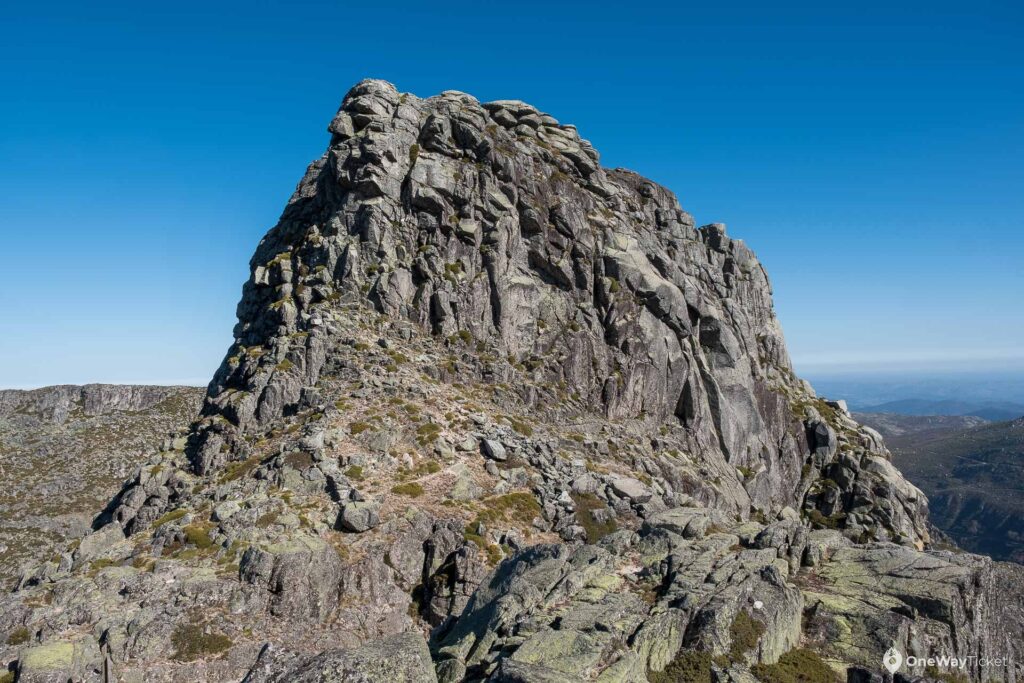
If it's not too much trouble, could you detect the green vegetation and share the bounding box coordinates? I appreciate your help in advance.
[283,451,314,470]
[6,626,30,645]
[0,670,14,683]
[729,611,766,660]
[408,143,420,164]
[923,666,969,683]
[275,359,294,372]
[751,649,838,683]
[219,455,261,483]
[255,511,279,528]
[391,482,425,498]
[170,623,233,662]
[344,465,364,480]
[507,416,534,437]
[349,421,371,435]
[648,650,712,683]
[472,492,542,528]
[152,508,187,528]
[183,524,214,550]
[807,509,846,530]
[87,558,121,575]
[416,422,442,445]
[571,493,617,543]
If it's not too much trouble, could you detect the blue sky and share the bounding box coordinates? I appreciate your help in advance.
[2,0,1022,388]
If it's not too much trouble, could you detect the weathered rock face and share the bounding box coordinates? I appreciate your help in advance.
[0,81,1019,683]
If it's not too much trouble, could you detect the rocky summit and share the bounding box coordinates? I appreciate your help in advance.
[1,80,1021,683]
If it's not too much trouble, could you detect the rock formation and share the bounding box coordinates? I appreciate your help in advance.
[0,81,1020,683]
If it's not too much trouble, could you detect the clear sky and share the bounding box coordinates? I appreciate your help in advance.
[2,1,1022,388]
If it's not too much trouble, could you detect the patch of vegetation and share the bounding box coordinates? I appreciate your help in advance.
[571,493,618,543]
[462,528,505,565]
[648,650,712,683]
[87,558,121,576]
[283,451,314,471]
[472,492,542,527]
[416,422,442,445]
[924,666,969,683]
[408,143,420,164]
[391,482,425,498]
[255,511,279,528]
[183,524,214,550]
[345,465,364,480]
[751,648,838,683]
[729,610,766,660]
[152,508,187,528]
[807,509,846,530]
[349,421,371,435]
[275,359,294,372]
[506,416,534,437]
[170,622,233,662]
[6,627,30,645]
[0,670,14,683]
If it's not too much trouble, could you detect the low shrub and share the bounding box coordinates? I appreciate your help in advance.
[648,650,712,683]
[751,648,838,683]
[170,623,232,662]
[391,482,425,498]
[571,493,617,543]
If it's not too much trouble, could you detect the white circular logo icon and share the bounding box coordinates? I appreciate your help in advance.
[883,647,903,674]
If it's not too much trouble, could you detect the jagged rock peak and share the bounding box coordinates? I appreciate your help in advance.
[98,79,930,553]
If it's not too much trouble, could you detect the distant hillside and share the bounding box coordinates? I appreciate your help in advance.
[0,384,203,586]
[853,411,989,439]
[861,398,1024,421]
[878,416,1024,562]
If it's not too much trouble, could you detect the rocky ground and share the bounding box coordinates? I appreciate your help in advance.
[0,80,1021,683]
[0,385,202,587]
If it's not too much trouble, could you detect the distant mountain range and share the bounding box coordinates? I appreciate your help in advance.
[856,412,1024,562]
[859,398,1024,421]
